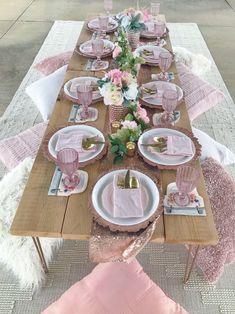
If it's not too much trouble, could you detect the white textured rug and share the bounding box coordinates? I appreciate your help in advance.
[0,21,235,314]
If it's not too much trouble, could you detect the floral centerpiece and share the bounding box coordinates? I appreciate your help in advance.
[112,28,145,77]
[98,69,139,108]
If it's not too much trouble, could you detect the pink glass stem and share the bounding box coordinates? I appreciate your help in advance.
[77,83,93,119]
[56,148,80,190]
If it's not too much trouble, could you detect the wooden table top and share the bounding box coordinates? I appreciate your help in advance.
[10,16,218,246]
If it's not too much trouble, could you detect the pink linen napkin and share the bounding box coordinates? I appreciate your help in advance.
[82,44,111,55]
[113,175,143,218]
[55,132,96,153]
[148,135,193,157]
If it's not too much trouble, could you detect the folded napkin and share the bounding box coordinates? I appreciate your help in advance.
[89,19,115,29]
[148,135,193,157]
[55,132,97,154]
[113,175,143,218]
[143,82,177,101]
[82,44,111,55]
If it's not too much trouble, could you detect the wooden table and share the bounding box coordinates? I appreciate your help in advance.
[10,16,218,283]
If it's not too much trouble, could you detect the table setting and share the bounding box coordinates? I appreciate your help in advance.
[35,4,209,264]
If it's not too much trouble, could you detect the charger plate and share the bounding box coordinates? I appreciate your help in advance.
[90,168,163,232]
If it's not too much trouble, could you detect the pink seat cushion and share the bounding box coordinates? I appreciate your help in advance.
[194,157,235,282]
[34,51,73,76]
[0,122,48,170]
[42,258,188,314]
[177,63,225,121]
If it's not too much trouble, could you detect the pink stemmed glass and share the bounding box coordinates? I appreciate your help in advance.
[98,15,109,39]
[92,38,105,70]
[158,51,172,81]
[151,3,160,20]
[77,83,93,120]
[57,148,80,190]
[154,21,165,45]
[173,166,200,206]
[161,90,178,124]
[104,0,113,16]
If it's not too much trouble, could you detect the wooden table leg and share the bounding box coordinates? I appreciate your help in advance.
[32,237,49,273]
[183,245,200,284]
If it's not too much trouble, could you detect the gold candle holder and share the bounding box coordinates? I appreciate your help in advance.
[111,120,121,133]
[126,141,136,157]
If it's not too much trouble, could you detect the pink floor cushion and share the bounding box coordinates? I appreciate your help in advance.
[42,258,188,314]
[34,51,73,76]
[0,122,48,170]
[177,63,225,121]
[194,157,235,282]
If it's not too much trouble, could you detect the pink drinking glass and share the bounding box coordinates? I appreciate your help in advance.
[56,148,80,190]
[173,166,200,206]
[104,0,113,15]
[159,51,172,80]
[151,3,160,19]
[98,15,109,39]
[92,38,105,70]
[154,20,165,44]
[161,90,178,124]
[77,83,93,120]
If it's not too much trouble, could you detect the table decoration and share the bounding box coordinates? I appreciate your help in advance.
[64,77,102,103]
[68,105,98,123]
[164,182,206,216]
[112,28,145,77]
[140,81,183,108]
[138,125,201,169]
[48,167,88,196]
[152,111,180,126]
[76,39,114,59]
[42,125,108,168]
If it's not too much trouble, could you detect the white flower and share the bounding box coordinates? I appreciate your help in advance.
[121,15,131,29]
[99,83,124,106]
[124,83,138,100]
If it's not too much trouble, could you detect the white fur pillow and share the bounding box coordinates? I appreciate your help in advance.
[26,65,67,121]
[193,127,235,166]
[173,46,211,76]
[0,158,62,290]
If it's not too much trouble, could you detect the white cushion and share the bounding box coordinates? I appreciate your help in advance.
[0,158,62,289]
[193,127,235,166]
[26,65,67,121]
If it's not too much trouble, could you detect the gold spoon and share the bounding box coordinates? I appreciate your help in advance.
[129,176,139,189]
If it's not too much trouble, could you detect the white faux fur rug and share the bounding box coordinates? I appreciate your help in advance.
[0,21,235,314]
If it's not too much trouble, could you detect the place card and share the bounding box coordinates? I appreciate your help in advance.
[85,59,109,71]
[152,111,180,126]
[48,167,88,196]
[68,104,98,123]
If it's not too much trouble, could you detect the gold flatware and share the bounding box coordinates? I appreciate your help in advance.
[129,176,139,189]
[117,175,125,189]
[124,170,130,189]
[82,138,105,150]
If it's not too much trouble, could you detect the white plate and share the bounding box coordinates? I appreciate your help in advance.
[88,17,118,33]
[138,128,195,166]
[48,125,105,163]
[79,39,114,58]
[134,45,169,65]
[64,77,101,102]
[92,169,160,226]
[140,81,183,107]
[141,22,167,38]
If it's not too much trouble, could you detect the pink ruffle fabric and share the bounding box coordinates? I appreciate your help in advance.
[42,258,188,314]
[193,157,235,282]
[177,63,225,121]
[34,51,73,76]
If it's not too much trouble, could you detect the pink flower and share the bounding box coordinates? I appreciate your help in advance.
[113,45,122,59]
[121,120,138,130]
[107,69,123,86]
[141,9,152,22]
[134,105,150,124]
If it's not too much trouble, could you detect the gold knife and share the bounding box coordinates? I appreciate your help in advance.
[124,170,130,189]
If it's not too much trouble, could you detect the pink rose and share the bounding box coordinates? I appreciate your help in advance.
[134,105,150,124]
[107,69,123,86]
[141,9,152,22]
[121,120,138,130]
[113,45,122,58]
